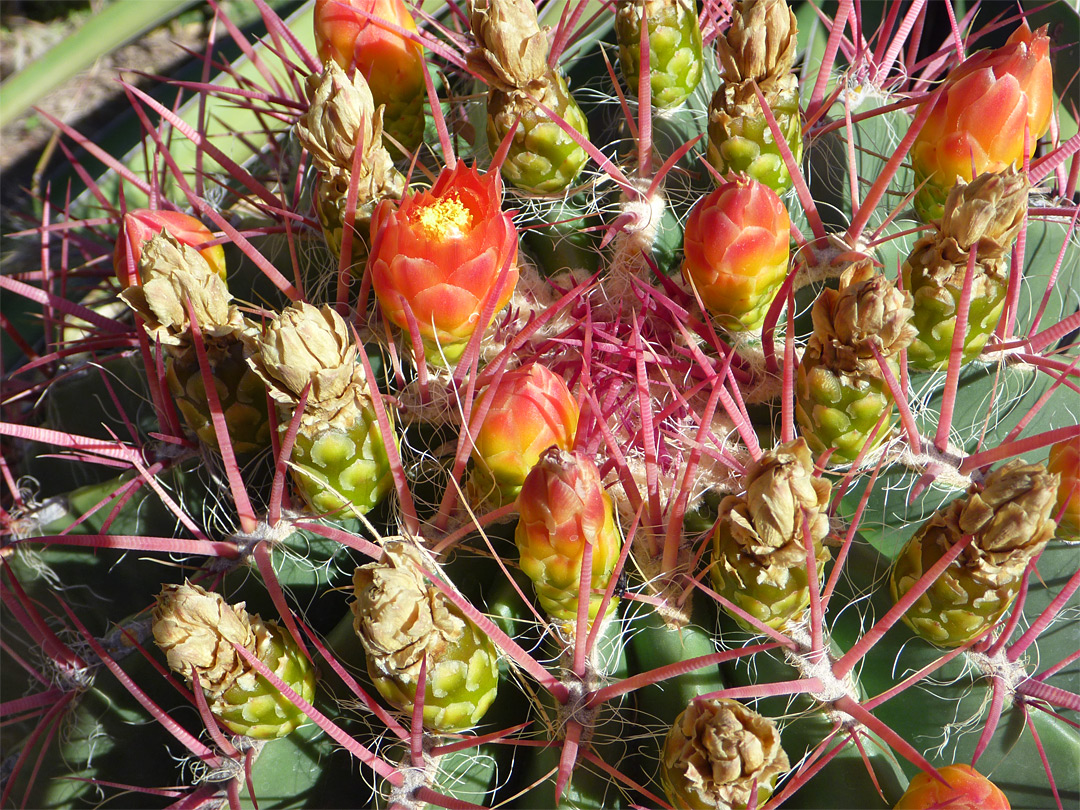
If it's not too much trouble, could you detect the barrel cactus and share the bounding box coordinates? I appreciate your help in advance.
[2,1,1077,809]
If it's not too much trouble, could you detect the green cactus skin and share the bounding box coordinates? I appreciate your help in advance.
[287,413,393,518]
[904,266,1008,371]
[487,73,590,194]
[615,0,704,109]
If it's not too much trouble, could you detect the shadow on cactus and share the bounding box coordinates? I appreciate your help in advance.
[1,0,1078,808]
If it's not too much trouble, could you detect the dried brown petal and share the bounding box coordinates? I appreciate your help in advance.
[119,232,242,346]
[297,62,404,201]
[716,0,798,89]
[249,301,358,405]
[940,167,1030,254]
[468,0,551,90]
[351,541,466,681]
[926,459,1060,584]
[662,698,788,810]
[810,265,916,373]
[152,582,270,699]
[721,438,831,565]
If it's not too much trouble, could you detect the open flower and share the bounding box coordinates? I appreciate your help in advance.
[114,209,225,286]
[911,21,1052,221]
[368,161,519,366]
[682,176,790,332]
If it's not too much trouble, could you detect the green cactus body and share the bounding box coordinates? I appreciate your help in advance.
[795,356,896,464]
[905,265,1008,370]
[889,528,1020,647]
[487,73,590,194]
[216,621,317,739]
[166,341,271,455]
[707,84,802,192]
[710,526,830,631]
[368,611,500,732]
[287,412,394,517]
[615,0,703,109]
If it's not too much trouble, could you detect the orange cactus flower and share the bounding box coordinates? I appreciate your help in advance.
[681,175,791,332]
[1047,437,1080,540]
[471,363,579,505]
[368,161,519,365]
[894,763,1010,810]
[314,0,426,152]
[911,22,1052,222]
[114,210,226,287]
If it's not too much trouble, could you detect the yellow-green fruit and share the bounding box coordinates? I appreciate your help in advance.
[615,0,703,109]
[214,621,317,738]
[710,439,832,631]
[352,542,500,732]
[166,342,271,455]
[152,582,316,739]
[488,72,590,194]
[286,408,394,517]
[890,459,1059,646]
[795,351,897,464]
[707,82,802,193]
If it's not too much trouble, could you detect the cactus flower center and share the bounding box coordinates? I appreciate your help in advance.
[414,195,474,241]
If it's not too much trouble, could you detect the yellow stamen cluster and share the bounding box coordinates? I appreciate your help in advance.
[415,195,473,241]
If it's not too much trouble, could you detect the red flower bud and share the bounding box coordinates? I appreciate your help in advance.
[114,210,226,287]
[912,22,1052,221]
[681,175,791,331]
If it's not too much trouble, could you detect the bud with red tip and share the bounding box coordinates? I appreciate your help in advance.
[514,447,622,628]
[681,175,791,332]
[470,363,579,506]
[894,763,1010,810]
[911,22,1052,222]
[1047,438,1080,541]
[314,0,426,155]
[114,210,225,287]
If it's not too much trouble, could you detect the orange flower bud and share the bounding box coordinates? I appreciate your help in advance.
[314,0,426,152]
[114,210,225,287]
[471,363,579,505]
[681,175,791,331]
[368,162,519,365]
[1047,437,1080,540]
[912,22,1052,222]
[894,763,1010,810]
